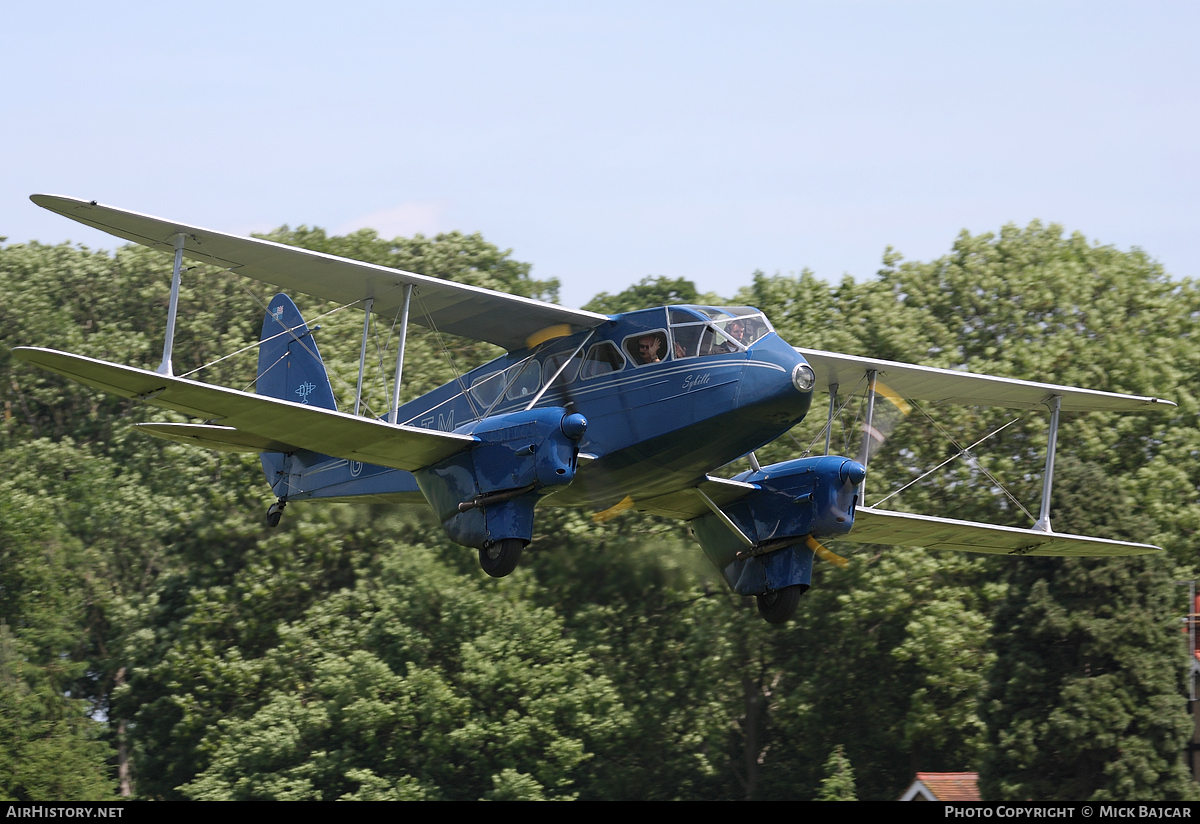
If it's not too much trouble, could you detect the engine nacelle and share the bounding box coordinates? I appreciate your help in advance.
[691,455,864,596]
[415,408,587,549]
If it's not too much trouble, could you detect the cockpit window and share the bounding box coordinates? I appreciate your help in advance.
[668,306,772,357]
[713,315,769,349]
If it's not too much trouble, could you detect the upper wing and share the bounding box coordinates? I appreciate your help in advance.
[31,195,610,352]
[797,348,1176,412]
[13,347,475,471]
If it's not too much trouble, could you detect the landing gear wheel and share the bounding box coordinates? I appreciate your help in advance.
[756,584,808,624]
[479,539,523,578]
[266,500,286,528]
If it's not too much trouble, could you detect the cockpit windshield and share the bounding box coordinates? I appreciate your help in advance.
[668,306,773,358]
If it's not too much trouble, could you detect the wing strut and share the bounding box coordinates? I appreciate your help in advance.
[694,488,755,548]
[353,297,374,415]
[824,382,839,455]
[387,284,413,424]
[1033,395,1062,533]
[523,330,595,411]
[859,370,878,502]
[156,233,188,376]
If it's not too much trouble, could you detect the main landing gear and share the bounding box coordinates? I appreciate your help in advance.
[478,538,524,578]
[266,500,286,528]
[756,584,809,624]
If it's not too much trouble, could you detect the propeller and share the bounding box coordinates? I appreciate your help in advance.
[854,379,912,466]
[808,379,913,570]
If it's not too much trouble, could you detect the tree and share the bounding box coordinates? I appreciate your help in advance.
[175,547,629,801]
[585,275,712,314]
[3,218,1196,801]
[980,459,1197,801]
[817,745,857,801]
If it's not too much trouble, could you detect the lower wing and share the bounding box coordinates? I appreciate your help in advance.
[13,347,475,471]
[844,506,1158,557]
[636,475,1158,557]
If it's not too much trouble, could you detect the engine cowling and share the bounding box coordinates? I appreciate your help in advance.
[691,455,865,596]
[415,407,587,549]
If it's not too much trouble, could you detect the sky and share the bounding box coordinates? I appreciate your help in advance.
[2,1,1196,309]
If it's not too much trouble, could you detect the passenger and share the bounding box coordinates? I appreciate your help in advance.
[637,335,663,364]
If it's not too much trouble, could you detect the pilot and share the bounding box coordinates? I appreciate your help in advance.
[711,320,747,354]
[727,319,748,344]
[637,335,663,364]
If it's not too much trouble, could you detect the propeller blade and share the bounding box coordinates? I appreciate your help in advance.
[592,495,634,524]
[806,534,849,568]
[855,380,912,465]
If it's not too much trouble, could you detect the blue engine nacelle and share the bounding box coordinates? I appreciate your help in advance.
[691,455,865,596]
[415,408,587,549]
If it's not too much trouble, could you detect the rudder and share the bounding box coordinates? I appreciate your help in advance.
[257,293,337,411]
[258,293,336,499]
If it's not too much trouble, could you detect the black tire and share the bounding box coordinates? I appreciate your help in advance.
[266,502,285,528]
[479,538,523,578]
[756,584,808,624]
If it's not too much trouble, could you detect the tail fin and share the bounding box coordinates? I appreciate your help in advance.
[257,293,337,411]
[258,293,335,498]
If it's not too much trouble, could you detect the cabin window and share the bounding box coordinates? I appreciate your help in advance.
[469,370,505,407]
[542,350,583,388]
[504,358,542,401]
[623,330,670,366]
[669,322,705,359]
[581,342,626,380]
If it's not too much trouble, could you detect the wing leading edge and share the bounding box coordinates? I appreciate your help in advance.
[13,347,475,471]
[31,195,611,352]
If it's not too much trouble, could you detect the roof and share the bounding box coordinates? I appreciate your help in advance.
[900,772,981,801]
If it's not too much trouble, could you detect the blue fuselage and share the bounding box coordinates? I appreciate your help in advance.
[275,305,814,512]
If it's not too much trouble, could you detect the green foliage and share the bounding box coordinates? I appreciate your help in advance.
[980,556,1195,801]
[1,219,1194,801]
[584,275,722,314]
[980,464,1197,801]
[172,548,628,801]
[817,745,857,801]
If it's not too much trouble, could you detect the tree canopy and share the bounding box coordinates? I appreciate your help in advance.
[0,220,1195,800]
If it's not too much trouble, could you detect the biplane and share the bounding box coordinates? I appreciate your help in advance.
[13,195,1177,624]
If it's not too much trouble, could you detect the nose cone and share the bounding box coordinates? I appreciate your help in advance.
[839,460,866,486]
[560,412,588,440]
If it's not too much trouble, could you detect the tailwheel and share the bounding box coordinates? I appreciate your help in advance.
[756,584,809,624]
[266,500,286,528]
[479,538,524,578]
